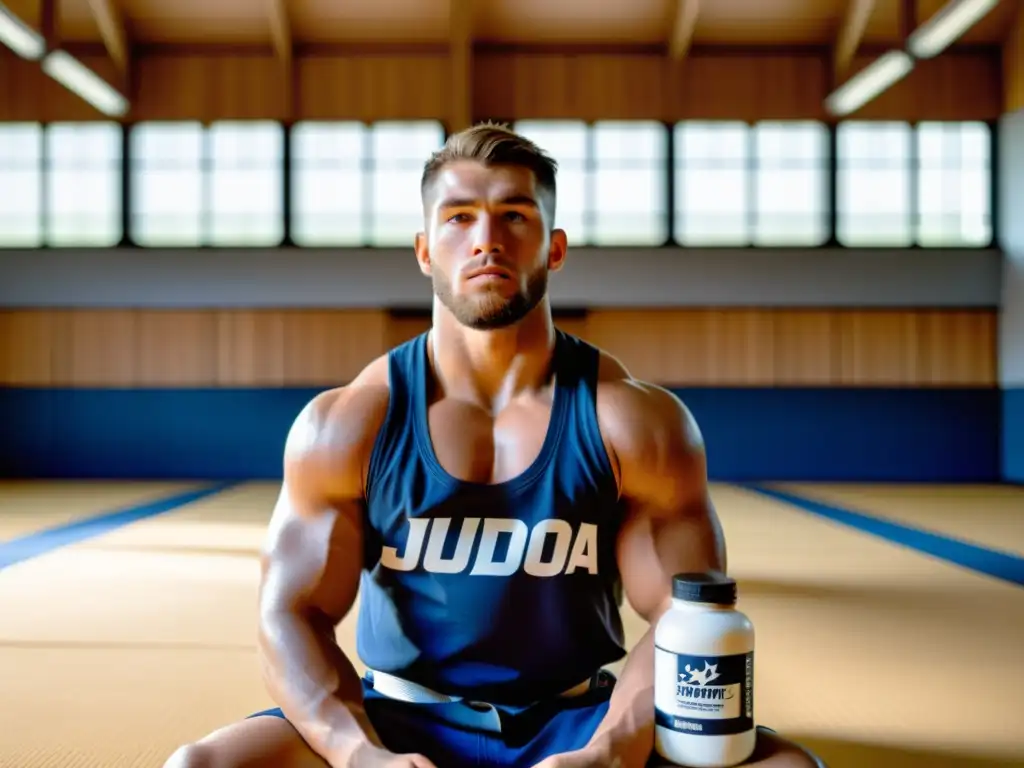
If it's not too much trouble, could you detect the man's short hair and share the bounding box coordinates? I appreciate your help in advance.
[420,122,558,223]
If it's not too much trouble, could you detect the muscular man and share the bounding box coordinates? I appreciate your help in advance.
[165,124,823,768]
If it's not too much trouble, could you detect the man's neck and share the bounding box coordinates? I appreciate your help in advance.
[428,302,557,412]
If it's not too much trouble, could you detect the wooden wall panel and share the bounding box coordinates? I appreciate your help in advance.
[849,51,1005,122]
[132,54,291,122]
[771,311,839,386]
[51,310,138,386]
[0,311,56,385]
[473,52,674,121]
[915,310,998,386]
[216,311,287,386]
[386,314,432,349]
[0,310,389,387]
[835,310,921,385]
[0,48,1005,123]
[135,311,219,386]
[0,309,997,389]
[280,310,387,385]
[0,53,122,122]
[297,55,452,122]
[669,53,830,122]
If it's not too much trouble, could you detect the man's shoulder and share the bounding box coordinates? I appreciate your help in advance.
[285,353,393,469]
[589,348,707,505]
[591,348,703,459]
[592,349,692,424]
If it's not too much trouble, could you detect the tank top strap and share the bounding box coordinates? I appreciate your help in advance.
[365,332,427,498]
[551,329,618,497]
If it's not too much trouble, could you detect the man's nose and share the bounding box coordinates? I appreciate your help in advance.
[472,214,505,256]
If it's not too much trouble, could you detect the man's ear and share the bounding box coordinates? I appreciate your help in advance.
[547,228,568,273]
[414,232,431,276]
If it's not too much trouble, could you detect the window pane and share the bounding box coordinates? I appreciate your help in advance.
[591,121,668,246]
[0,123,43,247]
[130,122,204,246]
[674,122,750,245]
[514,120,588,246]
[45,122,123,247]
[915,121,991,247]
[836,121,913,246]
[369,121,444,247]
[291,121,367,246]
[208,121,284,246]
[753,121,829,246]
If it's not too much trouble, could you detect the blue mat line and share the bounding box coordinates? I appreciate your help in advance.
[0,482,237,571]
[741,484,1024,588]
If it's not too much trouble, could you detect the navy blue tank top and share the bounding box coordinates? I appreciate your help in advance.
[356,329,626,705]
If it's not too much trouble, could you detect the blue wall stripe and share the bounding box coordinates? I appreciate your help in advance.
[0,482,235,571]
[0,386,1002,482]
[1003,388,1024,483]
[743,484,1024,588]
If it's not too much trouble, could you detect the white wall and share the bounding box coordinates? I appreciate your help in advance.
[999,109,1024,387]
[0,246,1002,309]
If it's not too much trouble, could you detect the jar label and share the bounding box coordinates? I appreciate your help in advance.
[653,647,754,735]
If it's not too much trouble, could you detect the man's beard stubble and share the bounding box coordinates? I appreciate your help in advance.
[433,266,549,331]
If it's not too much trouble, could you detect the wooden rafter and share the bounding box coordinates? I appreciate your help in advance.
[834,0,876,82]
[669,0,700,61]
[449,0,473,132]
[83,0,129,90]
[266,0,293,118]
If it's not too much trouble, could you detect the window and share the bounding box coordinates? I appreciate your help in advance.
[674,122,750,246]
[369,121,445,247]
[0,123,43,247]
[591,121,668,246]
[836,121,913,246]
[207,121,285,246]
[130,122,205,246]
[45,122,123,247]
[291,122,367,246]
[753,122,829,246]
[514,120,588,246]
[915,121,991,247]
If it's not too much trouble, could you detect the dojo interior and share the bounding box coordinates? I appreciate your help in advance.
[1,0,1023,766]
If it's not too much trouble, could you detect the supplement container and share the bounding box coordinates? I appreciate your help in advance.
[653,571,755,768]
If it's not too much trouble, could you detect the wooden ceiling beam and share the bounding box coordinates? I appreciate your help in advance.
[39,0,57,48]
[669,0,700,61]
[1005,1,1023,112]
[83,0,129,91]
[266,0,293,118]
[449,0,473,132]
[834,0,876,82]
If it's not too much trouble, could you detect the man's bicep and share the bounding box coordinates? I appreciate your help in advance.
[260,484,364,626]
[259,387,382,626]
[611,384,727,621]
[616,492,726,622]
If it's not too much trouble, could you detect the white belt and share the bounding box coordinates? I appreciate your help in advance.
[366,669,598,707]
[365,669,605,736]
[368,669,463,705]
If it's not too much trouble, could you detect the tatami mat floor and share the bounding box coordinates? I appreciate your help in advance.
[0,480,1022,768]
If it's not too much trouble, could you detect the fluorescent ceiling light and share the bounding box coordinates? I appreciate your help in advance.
[41,50,129,117]
[0,3,45,60]
[907,0,1001,59]
[825,50,915,116]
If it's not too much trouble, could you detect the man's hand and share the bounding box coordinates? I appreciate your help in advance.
[348,742,439,768]
[531,745,623,768]
[531,728,651,768]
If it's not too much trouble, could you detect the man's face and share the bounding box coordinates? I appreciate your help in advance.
[416,160,566,331]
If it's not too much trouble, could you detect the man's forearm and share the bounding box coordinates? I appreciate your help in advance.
[259,609,381,766]
[588,626,658,768]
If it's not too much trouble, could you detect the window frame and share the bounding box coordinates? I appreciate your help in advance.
[0,118,997,251]
[43,121,124,248]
